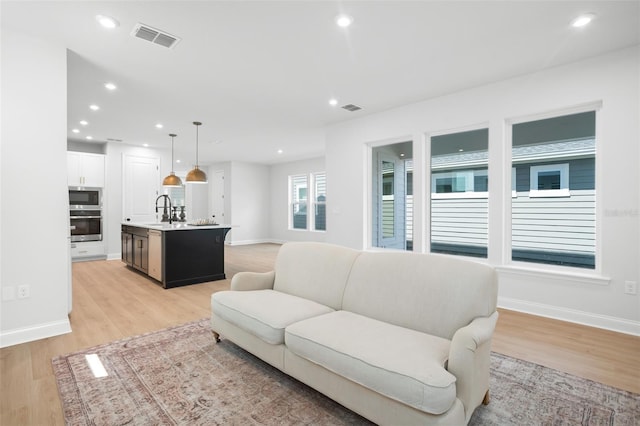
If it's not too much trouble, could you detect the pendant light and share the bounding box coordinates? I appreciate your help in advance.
[162,133,183,187]
[186,121,207,183]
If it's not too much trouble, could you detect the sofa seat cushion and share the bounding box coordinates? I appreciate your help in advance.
[285,310,456,415]
[212,290,334,344]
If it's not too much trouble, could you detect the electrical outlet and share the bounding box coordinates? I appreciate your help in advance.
[17,285,30,299]
[624,281,637,295]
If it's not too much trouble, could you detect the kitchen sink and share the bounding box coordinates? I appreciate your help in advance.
[144,222,189,229]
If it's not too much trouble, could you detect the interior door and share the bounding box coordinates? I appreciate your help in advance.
[373,150,406,249]
[123,154,160,223]
[210,169,225,223]
[185,182,208,220]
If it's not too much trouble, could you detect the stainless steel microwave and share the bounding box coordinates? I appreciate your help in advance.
[69,187,101,208]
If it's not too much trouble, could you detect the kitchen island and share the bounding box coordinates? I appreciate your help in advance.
[121,222,231,289]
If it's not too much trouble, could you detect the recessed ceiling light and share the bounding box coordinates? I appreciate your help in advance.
[86,136,93,140]
[458,148,464,152]
[336,14,353,28]
[96,15,119,29]
[176,159,181,163]
[277,149,283,154]
[143,143,149,147]
[571,13,595,28]
[89,104,100,111]
[72,129,80,133]
[79,120,88,126]
[400,153,405,157]
[104,82,117,90]
[329,98,338,107]
[155,123,163,129]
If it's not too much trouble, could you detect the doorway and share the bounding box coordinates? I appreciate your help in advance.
[210,169,225,223]
[371,142,413,250]
[122,154,160,223]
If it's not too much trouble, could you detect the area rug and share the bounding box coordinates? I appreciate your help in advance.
[53,319,640,426]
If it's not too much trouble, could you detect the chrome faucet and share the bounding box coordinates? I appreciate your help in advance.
[155,195,173,224]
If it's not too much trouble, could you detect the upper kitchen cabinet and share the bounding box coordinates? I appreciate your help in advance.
[68,152,105,187]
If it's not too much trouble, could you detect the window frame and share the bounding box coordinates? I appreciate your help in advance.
[288,172,326,232]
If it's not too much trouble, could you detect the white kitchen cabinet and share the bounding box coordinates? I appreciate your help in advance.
[68,152,105,187]
[70,241,105,261]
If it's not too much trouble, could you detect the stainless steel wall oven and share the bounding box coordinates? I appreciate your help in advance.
[69,188,103,242]
[70,209,102,242]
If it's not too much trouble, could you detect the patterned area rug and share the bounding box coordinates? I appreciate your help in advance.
[53,319,639,425]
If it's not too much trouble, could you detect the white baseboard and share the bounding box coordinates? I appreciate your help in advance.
[107,253,121,261]
[498,296,640,336]
[226,239,284,246]
[0,318,72,348]
[264,239,287,245]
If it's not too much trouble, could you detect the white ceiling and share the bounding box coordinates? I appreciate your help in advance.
[2,1,638,166]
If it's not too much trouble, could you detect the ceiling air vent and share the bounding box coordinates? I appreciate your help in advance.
[341,104,363,112]
[131,23,181,49]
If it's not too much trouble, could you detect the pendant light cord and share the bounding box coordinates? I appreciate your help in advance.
[193,121,202,168]
[171,135,175,169]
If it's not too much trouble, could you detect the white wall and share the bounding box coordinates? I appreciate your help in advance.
[269,157,326,243]
[325,47,640,335]
[0,29,71,347]
[227,162,270,245]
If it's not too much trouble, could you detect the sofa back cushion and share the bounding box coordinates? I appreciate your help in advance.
[273,242,360,310]
[342,252,497,340]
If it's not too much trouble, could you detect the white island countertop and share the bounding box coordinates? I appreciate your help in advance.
[123,222,232,231]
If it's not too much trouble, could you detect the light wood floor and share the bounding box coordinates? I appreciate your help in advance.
[1,243,638,425]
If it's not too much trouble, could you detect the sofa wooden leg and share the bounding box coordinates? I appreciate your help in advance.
[482,390,490,405]
[212,331,221,343]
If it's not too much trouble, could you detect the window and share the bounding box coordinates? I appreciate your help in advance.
[529,163,569,197]
[511,111,596,269]
[435,174,467,193]
[432,169,488,197]
[165,184,185,209]
[289,175,307,230]
[313,172,326,231]
[289,172,326,232]
[430,128,489,258]
[381,161,395,238]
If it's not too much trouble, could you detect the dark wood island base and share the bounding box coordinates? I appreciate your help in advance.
[122,223,231,289]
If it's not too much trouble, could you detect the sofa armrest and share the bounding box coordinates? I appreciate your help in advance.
[230,271,275,291]
[448,311,499,422]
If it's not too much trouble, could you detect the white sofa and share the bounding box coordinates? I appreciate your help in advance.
[211,242,498,425]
